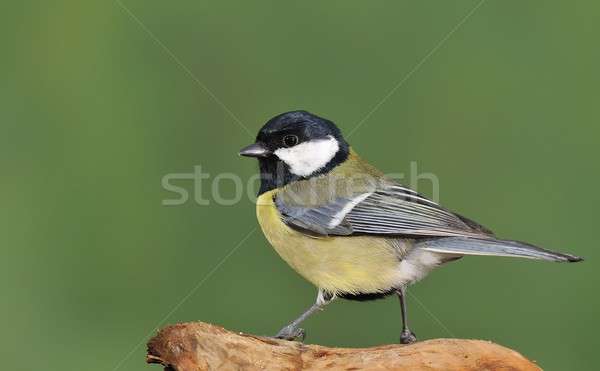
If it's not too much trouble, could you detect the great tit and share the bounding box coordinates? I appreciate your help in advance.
[239,110,583,344]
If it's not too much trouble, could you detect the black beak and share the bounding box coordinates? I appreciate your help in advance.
[239,142,271,158]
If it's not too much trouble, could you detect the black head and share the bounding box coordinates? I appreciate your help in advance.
[240,110,350,195]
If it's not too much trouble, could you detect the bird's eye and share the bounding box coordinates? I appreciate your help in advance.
[282,135,299,148]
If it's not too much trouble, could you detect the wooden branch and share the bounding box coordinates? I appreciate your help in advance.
[146,322,541,371]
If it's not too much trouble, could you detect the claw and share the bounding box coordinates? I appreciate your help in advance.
[400,329,417,344]
[275,325,306,341]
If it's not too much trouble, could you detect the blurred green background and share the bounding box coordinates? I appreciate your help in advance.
[2,1,598,370]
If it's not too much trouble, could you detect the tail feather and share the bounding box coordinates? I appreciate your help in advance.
[419,237,583,263]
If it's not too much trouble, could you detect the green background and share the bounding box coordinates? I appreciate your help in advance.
[2,1,598,370]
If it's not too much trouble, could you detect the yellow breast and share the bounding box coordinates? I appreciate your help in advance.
[256,190,405,295]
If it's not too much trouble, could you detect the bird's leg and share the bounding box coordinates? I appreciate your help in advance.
[397,286,417,344]
[275,290,334,341]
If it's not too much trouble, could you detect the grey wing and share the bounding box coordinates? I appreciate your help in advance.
[275,184,492,238]
[275,195,361,236]
[346,185,491,237]
[274,184,583,263]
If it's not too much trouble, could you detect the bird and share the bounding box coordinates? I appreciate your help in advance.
[239,110,583,344]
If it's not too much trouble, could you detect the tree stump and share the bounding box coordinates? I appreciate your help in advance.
[146,322,541,371]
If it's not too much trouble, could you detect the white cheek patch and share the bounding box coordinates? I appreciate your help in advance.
[274,135,340,177]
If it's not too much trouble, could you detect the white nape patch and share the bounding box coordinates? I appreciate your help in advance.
[274,135,340,177]
[327,193,372,228]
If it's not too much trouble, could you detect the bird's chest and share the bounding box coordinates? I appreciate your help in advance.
[255,191,404,294]
[256,191,323,274]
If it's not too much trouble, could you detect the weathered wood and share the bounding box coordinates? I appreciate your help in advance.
[146,322,541,371]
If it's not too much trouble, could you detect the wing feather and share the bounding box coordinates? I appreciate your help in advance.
[275,181,492,238]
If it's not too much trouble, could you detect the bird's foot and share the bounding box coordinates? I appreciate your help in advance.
[274,325,306,342]
[400,329,417,344]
